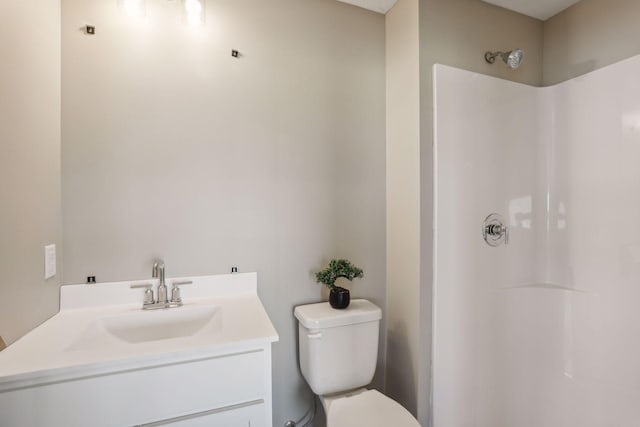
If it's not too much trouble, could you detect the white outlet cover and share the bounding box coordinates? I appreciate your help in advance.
[44,244,56,280]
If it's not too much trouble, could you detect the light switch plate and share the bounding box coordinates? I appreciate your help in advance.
[44,244,56,279]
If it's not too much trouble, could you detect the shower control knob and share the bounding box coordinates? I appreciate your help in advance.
[486,223,504,236]
[483,213,509,247]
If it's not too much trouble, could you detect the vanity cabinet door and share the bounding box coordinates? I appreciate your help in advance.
[142,401,266,427]
[0,349,271,427]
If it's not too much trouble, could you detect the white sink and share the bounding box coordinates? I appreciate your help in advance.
[103,305,220,343]
[0,273,279,427]
[0,273,279,390]
[66,305,221,351]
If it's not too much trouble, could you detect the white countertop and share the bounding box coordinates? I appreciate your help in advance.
[0,272,278,392]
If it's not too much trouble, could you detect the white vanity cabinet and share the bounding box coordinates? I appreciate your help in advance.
[1,347,273,427]
[0,273,278,427]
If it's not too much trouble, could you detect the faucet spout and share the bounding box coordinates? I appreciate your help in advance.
[153,260,168,304]
[152,261,160,278]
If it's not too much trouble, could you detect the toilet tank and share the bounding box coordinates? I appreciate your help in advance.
[295,299,382,396]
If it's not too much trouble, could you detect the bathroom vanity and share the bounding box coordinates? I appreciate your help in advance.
[0,273,278,427]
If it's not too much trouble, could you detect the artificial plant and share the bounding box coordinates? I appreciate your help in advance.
[315,259,364,290]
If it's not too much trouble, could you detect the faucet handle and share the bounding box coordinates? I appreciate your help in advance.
[130,283,153,289]
[172,280,193,286]
[130,283,155,305]
[170,281,193,305]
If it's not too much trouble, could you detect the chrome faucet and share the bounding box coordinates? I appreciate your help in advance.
[153,260,167,304]
[130,260,193,310]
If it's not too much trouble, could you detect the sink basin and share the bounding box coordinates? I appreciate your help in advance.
[103,305,219,343]
[66,305,220,351]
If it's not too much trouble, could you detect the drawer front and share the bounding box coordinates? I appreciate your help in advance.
[141,400,266,427]
[0,350,267,427]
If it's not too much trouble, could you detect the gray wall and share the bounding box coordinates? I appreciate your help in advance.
[385,0,421,417]
[61,0,386,425]
[420,0,544,87]
[417,0,543,423]
[0,0,62,345]
[543,0,640,86]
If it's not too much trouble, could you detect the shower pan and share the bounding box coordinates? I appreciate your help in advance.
[432,55,640,427]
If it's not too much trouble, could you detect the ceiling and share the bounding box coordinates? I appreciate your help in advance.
[480,0,582,20]
[336,0,397,14]
[337,0,582,20]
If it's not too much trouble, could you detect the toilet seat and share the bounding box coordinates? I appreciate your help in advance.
[324,389,420,427]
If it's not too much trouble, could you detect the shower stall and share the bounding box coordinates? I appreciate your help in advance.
[433,55,640,426]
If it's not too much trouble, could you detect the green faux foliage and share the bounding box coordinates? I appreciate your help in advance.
[315,259,364,290]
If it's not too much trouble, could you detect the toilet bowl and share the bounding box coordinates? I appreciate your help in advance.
[294,299,420,427]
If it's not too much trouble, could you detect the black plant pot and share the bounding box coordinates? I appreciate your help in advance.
[329,287,350,309]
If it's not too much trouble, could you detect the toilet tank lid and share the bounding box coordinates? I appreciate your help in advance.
[294,299,381,330]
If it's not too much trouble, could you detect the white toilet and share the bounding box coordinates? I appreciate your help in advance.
[295,299,421,427]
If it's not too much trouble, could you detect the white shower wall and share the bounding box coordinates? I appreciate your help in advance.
[433,55,640,426]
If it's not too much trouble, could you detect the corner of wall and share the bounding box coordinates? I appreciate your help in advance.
[0,0,62,345]
[385,0,422,416]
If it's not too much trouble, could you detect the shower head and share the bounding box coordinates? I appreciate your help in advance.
[484,49,524,69]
